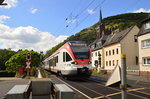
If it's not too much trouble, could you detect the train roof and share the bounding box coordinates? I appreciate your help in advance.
[67,41,86,44]
[43,41,87,61]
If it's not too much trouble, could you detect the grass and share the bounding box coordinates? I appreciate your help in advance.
[92,70,107,76]
[40,69,50,78]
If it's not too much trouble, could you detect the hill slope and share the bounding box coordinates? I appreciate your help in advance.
[45,12,149,57]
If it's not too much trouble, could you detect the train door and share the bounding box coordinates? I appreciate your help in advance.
[56,51,63,72]
[61,51,73,74]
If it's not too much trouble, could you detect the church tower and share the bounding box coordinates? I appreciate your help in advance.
[97,9,105,39]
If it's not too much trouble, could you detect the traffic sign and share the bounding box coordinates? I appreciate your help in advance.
[26,62,31,67]
[25,59,32,63]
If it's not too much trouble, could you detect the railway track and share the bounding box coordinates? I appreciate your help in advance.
[44,69,150,99]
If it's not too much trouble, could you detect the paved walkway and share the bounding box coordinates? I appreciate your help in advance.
[37,69,42,78]
[0,77,22,81]
[93,71,150,82]
[127,74,150,82]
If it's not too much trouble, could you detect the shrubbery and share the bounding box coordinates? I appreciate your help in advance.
[0,71,15,77]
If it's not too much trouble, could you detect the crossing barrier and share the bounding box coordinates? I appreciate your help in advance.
[5,79,74,99]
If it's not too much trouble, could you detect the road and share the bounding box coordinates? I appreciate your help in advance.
[0,78,29,99]
[50,74,150,99]
[0,74,150,99]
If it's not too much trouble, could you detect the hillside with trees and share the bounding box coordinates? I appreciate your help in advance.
[45,12,149,58]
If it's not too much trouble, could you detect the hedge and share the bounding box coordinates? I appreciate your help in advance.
[0,71,15,77]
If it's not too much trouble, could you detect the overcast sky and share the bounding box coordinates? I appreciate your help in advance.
[0,0,150,52]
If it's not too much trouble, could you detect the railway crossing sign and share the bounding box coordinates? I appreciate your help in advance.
[26,61,31,68]
[25,52,32,69]
[105,65,121,86]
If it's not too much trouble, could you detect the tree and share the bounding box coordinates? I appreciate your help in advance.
[0,49,16,70]
[5,50,40,72]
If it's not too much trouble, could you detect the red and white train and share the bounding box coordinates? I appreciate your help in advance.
[43,41,92,77]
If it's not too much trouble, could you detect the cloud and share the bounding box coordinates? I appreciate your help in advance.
[30,8,38,14]
[0,15,10,23]
[0,0,18,9]
[133,8,150,13]
[87,9,95,15]
[0,24,68,52]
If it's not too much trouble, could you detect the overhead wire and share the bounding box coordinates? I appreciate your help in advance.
[55,0,141,37]
[66,0,97,28]
[54,0,84,35]
[60,0,97,35]
[70,0,107,34]
[69,0,141,34]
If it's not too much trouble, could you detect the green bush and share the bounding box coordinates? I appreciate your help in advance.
[30,67,37,76]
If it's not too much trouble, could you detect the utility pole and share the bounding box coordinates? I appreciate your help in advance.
[120,54,127,99]
[26,52,31,79]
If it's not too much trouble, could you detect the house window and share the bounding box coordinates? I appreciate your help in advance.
[106,51,108,56]
[94,43,97,48]
[109,61,111,66]
[143,57,150,65]
[109,50,111,56]
[136,56,138,65]
[142,39,150,48]
[112,49,115,55]
[134,35,137,42]
[95,60,98,66]
[106,61,108,66]
[113,60,115,66]
[95,52,97,56]
[98,51,100,55]
[116,48,119,54]
[144,22,150,30]
[116,60,119,65]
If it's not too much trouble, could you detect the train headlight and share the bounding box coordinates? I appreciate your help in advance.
[75,61,78,65]
[88,61,91,64]
[71,61,78,65]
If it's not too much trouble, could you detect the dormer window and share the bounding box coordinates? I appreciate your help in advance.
[97,41,101,47]
[144,22,150,30]
[94,43,97,48]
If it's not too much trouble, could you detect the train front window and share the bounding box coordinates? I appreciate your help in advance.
[71,46,90,59]
[69,42,90,59]
[74,52,89,59]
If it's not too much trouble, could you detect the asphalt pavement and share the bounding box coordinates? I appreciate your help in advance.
[0,73,149,99]
[0,78,29,99]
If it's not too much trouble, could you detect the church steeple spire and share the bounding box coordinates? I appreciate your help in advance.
[100,8,102,23]
[97,8,105,39]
